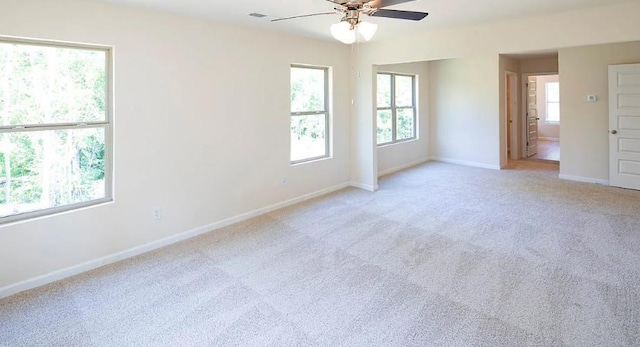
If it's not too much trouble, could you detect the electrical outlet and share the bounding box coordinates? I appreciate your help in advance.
[153,207,163,220]
[281,177,288,186]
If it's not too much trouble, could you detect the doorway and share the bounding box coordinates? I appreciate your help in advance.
[506,72,518,160]
[609,63,640,190]
[524,74,560,162]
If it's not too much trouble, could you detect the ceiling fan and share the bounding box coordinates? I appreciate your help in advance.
[272,0,429,44]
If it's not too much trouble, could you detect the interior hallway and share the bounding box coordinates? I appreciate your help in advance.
[532,140,560,161]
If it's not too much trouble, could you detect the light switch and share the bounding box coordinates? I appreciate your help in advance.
[587,95,597,102]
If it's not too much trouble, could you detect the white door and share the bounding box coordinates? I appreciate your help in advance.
[527,78,538,157]
[609,63,640,190]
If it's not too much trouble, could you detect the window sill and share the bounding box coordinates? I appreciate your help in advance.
[291,155,332,166]
[377,138,418,148]
[0,198,114,227]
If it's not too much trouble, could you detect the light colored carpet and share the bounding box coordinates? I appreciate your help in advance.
[1,160,640,346]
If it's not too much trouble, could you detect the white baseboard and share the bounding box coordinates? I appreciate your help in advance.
[349,181,378,192]
[0,182,351,300]
[377,158,430,177]
[539,137,560,142]
[430,157,501,170]
[559,174,609,185]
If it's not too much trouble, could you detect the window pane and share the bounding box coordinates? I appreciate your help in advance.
[546,82,560,102]
[0,127,106,218]
[291,67,325,113]
[291,114,326,161]
[0,42,107,126]
[396,108,415,140]
[377,74,391,108]
[395,75,414,107]
[547,102,560,122]
[377,110,392,144]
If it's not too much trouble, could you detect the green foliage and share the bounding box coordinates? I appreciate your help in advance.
[79,134,105,181]
[377,111,392,144]
[397,109,414,140]
[290,67,328,161]
[0,42,107,217]
[291,67,325,113]
[376,74,415,144]
[377,74,391,108]
[395,76,413,107]
[291,115,326,141]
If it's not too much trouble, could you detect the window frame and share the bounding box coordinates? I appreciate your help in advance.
[545,81,560,124]
[290,64,330,164]
[0,36,113,225]
[376,72,417,146]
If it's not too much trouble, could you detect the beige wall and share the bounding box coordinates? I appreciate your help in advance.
[350,0,640,184]
[351,0,640,188]
[536,75,561,140]
[429,56,501,168]
[521,57,559,74]
[0,0,351,291]
[376,62,430,175]
[559,41,640,182]
[360,1,640,65]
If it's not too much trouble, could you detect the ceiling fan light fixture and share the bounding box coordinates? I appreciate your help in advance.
[330,21,356,44]
[357,21,378,41]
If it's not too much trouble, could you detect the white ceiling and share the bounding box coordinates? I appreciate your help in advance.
[93,0,635,42]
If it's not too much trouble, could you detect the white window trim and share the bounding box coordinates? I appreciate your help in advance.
[0,36,114,225]
[290,64,331,165]
[376,72,417,146]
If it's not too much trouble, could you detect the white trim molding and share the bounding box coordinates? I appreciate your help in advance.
[559,174,609,185]
[377,158,430,177]
[0,182,351,299]
[430,157,501,170]
[349,181,378,192]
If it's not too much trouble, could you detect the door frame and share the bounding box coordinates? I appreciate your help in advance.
[521,72,558,159]
[505,71,519,160]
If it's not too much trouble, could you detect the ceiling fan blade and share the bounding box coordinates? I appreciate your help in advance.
[368,0,417,9]
[271,11,336,22]
[370,9,428,21]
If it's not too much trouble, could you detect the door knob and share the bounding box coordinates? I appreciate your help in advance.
[611,130,618,135]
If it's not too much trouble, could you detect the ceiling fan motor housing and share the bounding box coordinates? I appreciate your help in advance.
[344,9,361,28]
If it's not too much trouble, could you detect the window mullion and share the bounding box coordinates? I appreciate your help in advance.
[412,76,416,138]
[391,74,397,143]
[324,67,330,161]
[0,122,108,134]
[291,111,325,116]
[290,65,330,163]
[0,38,112,224]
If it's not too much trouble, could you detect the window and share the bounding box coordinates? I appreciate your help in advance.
[290,65,330,163]
[0,38,112,223]
[377,73,417,145]
[545,82,560,123]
